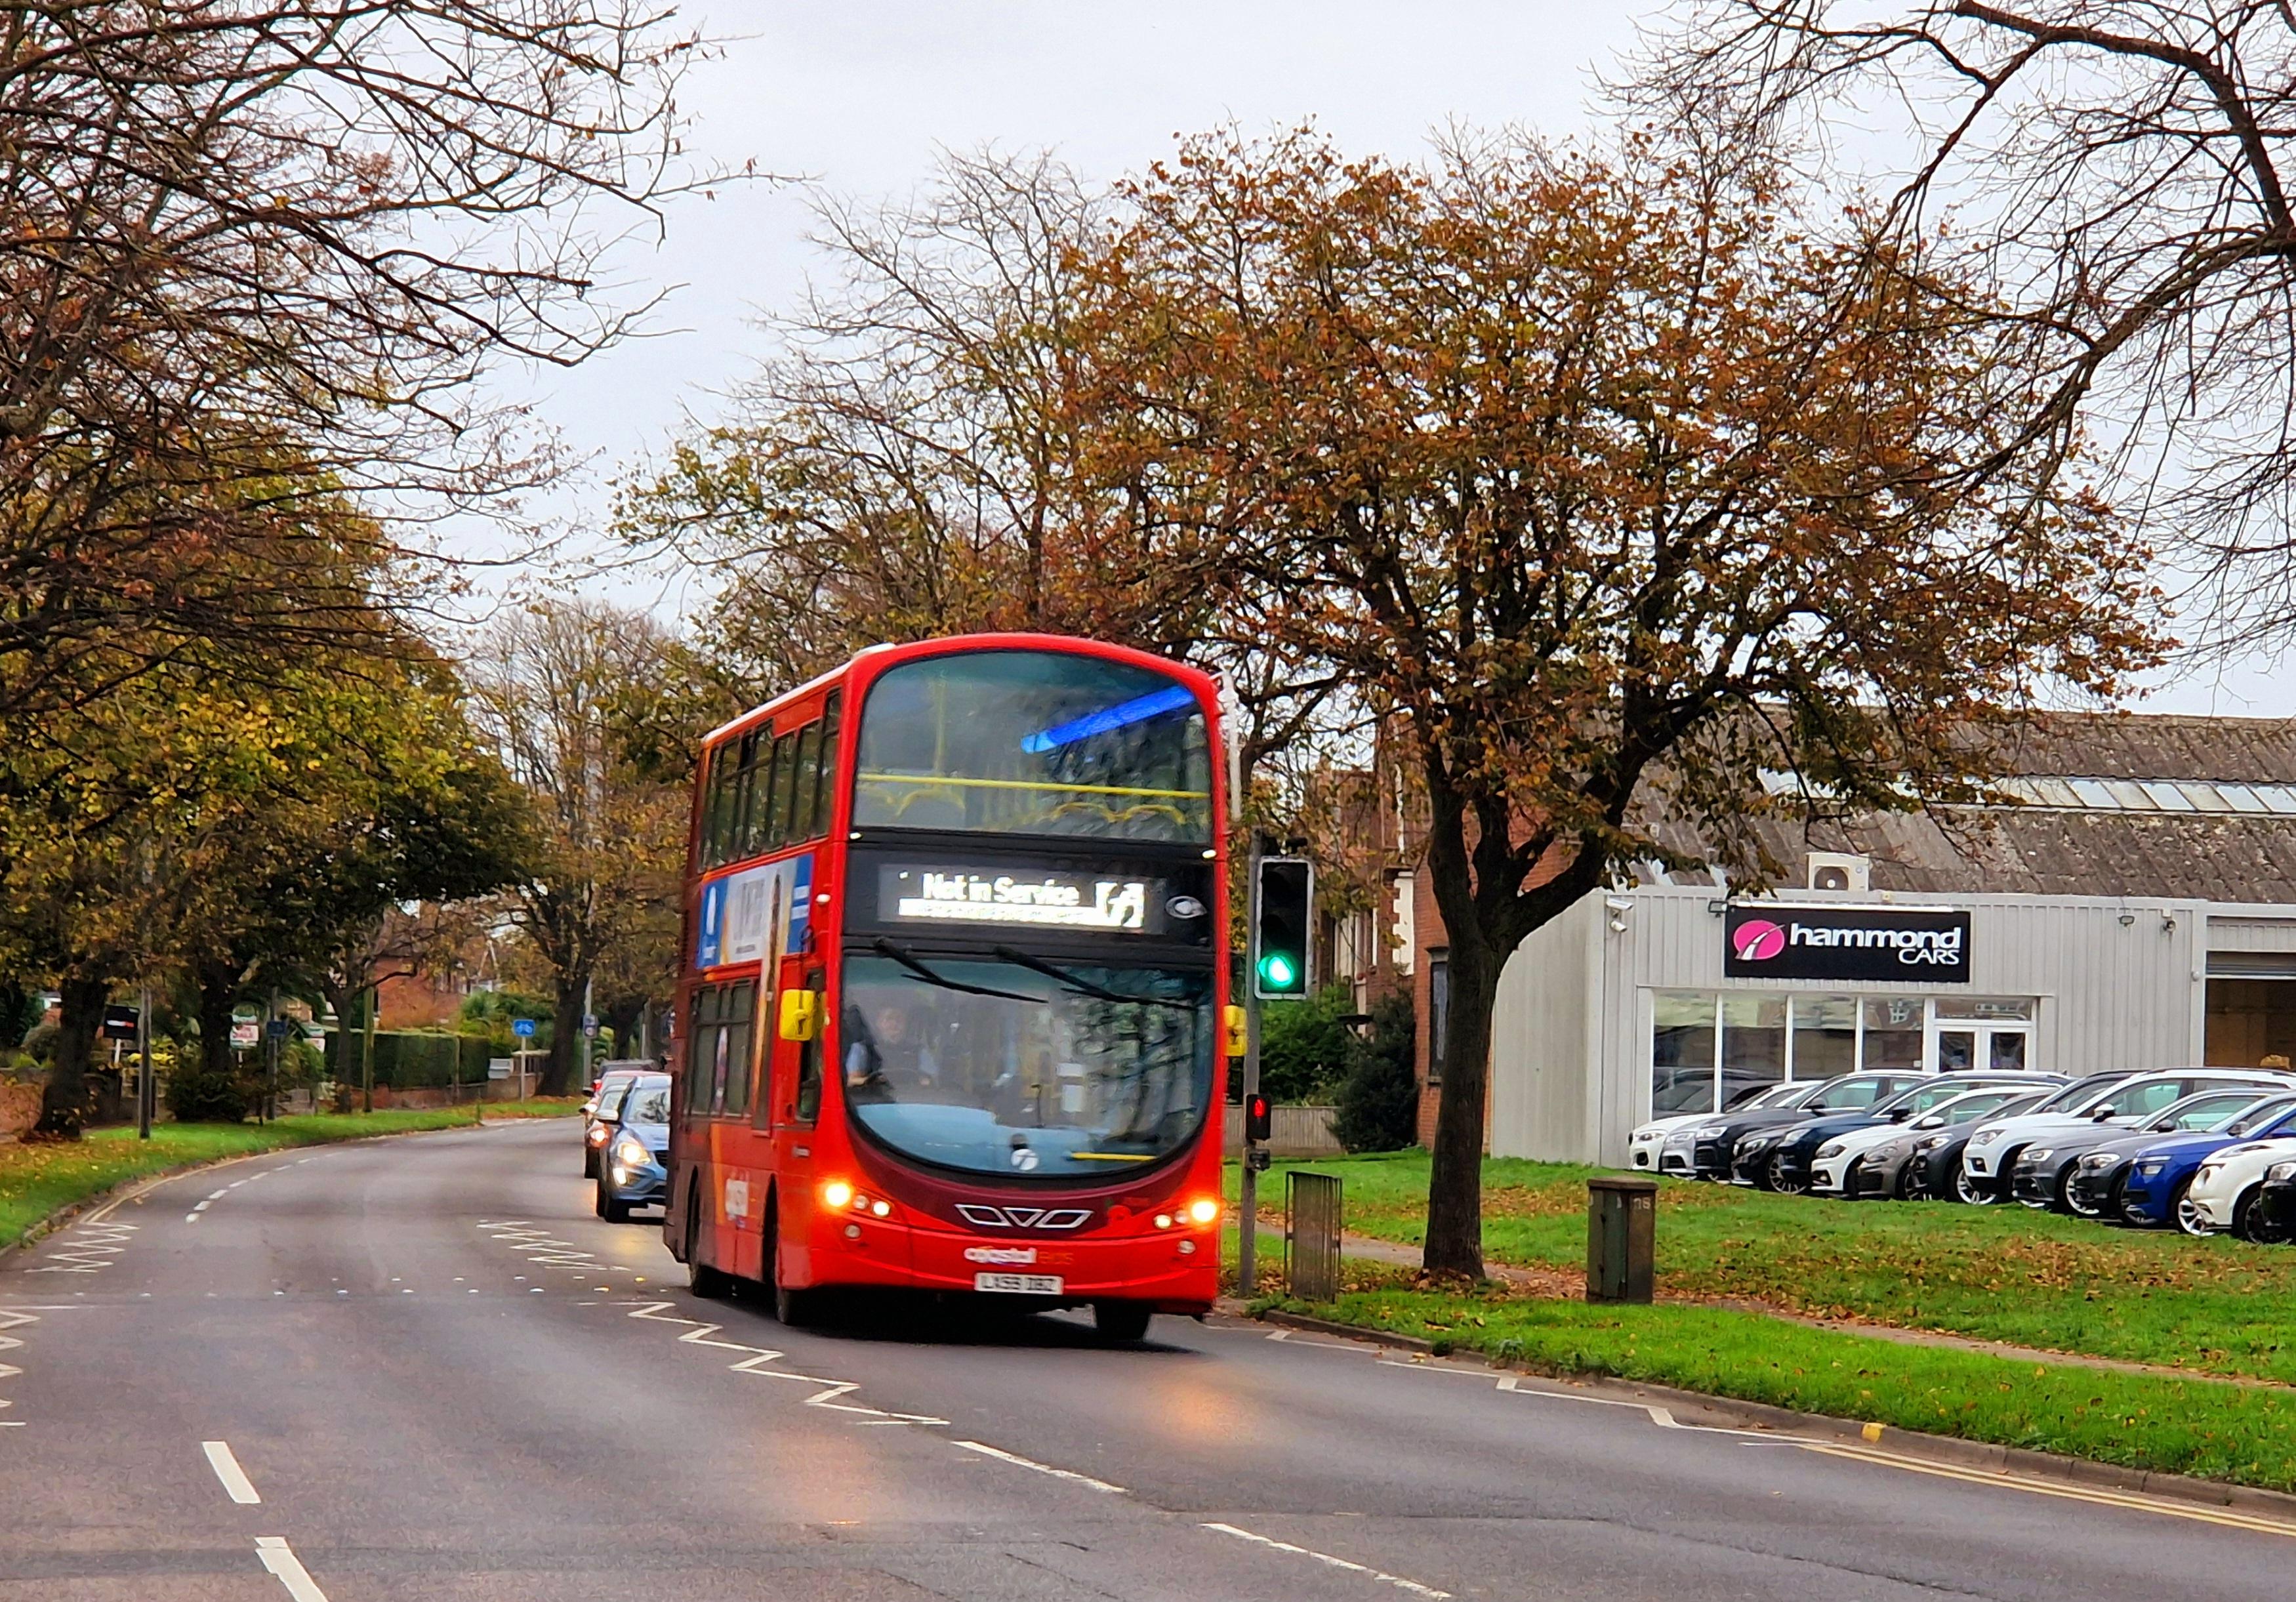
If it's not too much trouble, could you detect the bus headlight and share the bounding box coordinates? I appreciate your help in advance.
[1188,1199,1220,1225]
[822,1180,854,1210]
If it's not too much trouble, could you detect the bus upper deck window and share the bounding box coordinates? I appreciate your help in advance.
[852,650,1211,842]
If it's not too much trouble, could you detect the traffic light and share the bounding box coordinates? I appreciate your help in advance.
[1244,1092,1272,1143]
[1252,857,1313,998]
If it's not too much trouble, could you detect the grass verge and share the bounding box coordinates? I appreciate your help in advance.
[1230,1151,2296,1386]
[1261,1277,2296,1495]
[1,1102,580,1254]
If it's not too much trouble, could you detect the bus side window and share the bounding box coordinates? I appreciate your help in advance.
[794,970,825,1123]
[685,988,717,1111]
[790,722,822,841]
[703,750,737,867]
[732,731,763,860]
[760,730,792,848]
[813,691,840,832]
[720,980,755,1117]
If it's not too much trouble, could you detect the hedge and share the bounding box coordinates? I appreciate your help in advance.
[322,1029,501,1089]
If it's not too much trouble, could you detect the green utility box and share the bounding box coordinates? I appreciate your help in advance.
[1586,1174,1657,1304]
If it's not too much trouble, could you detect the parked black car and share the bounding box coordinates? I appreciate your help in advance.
[2257,1155,2296,1240]
[2017,1088,2291,1213]
[1734,1072,2046,1194]
[1683,1072,1926,1181]
[1853,1086,2055,1200]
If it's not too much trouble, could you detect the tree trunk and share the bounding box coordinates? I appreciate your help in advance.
[541,971,587,1096]
[35,974,110,1137]
[602,998,645,1061]
[197,958,240,1080]
[1421,933,1500,1279]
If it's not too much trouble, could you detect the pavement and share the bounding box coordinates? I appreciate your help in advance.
[3,1119,2292,1601]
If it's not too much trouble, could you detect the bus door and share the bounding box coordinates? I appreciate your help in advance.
[761,953,829,1280]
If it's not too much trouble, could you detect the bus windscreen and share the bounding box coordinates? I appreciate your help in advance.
[853,651,1212,842]
[838,954,1212,1179]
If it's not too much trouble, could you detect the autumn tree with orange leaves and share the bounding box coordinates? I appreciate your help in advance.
[1075,131,2160,1277]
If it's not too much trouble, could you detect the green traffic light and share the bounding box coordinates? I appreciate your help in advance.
[1257,951,1299,991]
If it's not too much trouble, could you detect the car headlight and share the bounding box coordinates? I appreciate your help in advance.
[1632,1126,1662,1143]
[1816,1141,1846,1159]
[1912,1135,1946,1151]
[2134,1160,2166,1176]
[2268,1161,2296,1183]
[1738,1134,1778,1153]
[2024,1148,2053,1163]
[2079,1153,2116,1170]
[611,1134,651,1170]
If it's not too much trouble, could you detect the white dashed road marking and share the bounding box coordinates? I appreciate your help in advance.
[953,1439,1125,1494]
[203,1440,261,1504]
[256,1535,331,1601]
[1201,1521,1451,1599]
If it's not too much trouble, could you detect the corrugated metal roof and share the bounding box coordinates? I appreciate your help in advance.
[1645,712,2296,904]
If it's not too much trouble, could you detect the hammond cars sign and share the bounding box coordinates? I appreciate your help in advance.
[1723,905,1972,984]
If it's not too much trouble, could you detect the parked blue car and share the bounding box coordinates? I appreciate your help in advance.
[2098,1094,2296,1233]
[595,1073,671,1222]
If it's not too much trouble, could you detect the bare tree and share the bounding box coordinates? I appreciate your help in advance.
[464,600,685,1096]
[1644,2,2296,642]
[0,1,722,722]
[615,148,1347,779]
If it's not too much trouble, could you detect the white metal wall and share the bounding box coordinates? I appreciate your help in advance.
[1490,885,2238,1167]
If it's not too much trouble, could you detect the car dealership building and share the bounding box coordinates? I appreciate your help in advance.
[1402,714,2296,1166]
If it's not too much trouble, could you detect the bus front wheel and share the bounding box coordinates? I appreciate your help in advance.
[1093,1302,1153,1342]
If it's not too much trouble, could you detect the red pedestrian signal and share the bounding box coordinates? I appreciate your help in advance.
[1245,1093,1272,1143]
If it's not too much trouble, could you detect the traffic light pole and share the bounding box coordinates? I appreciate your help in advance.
[1238,835,1263,1296]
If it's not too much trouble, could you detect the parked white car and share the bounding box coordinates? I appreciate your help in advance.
[1628,1082,1814,1172]
[1958,1069,2296,1204]
[1807,1085,2035,1197]
[2184,1135,2296,1237]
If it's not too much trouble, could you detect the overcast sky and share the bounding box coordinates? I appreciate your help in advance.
[505,1,2287,716]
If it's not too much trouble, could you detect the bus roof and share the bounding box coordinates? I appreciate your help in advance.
[699,633,1221,751]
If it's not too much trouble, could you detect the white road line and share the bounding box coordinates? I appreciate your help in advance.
[256,1536,330,1601]
[952,1439,1126,1494]
[202,1441,261,1504]
[1201,1521,1450,1599]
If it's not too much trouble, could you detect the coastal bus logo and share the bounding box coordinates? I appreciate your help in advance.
[1732,919,1788,962]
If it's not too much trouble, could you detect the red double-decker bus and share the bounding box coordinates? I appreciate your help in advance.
[663,634,1237,1339]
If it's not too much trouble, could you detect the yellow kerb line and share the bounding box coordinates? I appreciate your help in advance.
[857,773,1210,801]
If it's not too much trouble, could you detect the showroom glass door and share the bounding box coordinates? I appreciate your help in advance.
[1933,1024,2030,1073]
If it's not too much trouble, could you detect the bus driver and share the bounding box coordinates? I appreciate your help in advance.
[842,999,942,1100]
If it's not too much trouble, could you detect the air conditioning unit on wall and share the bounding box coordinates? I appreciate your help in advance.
[1805,852,1871,893]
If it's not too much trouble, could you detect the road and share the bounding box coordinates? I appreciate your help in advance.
[3,1119,2291,1601]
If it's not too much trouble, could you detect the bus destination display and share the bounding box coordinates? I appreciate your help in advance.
[879,865,1158,933]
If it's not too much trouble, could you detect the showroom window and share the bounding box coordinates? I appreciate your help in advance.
[1647,993,2038,1111]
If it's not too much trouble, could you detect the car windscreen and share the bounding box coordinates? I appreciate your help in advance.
[623,1083,671,1126]
[1808,1077,1896,1111]
[595,1080,632,1118]
[2037,1075,2132,1115]
[838,953,1212,1180]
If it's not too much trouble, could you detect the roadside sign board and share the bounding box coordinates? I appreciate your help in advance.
[487,1059,513,1080]
[230,1021,260,1049]
[100,1005,140,1041]
[265,1018,290,1040]
[511,1018,537,1038]
[583,1014,599,1037]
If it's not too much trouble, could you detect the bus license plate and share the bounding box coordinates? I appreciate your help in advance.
[975,1271,1063,1295]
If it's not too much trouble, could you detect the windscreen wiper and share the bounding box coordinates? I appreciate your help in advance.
[991,945,1195,1012]
[872,937,1041,1004]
